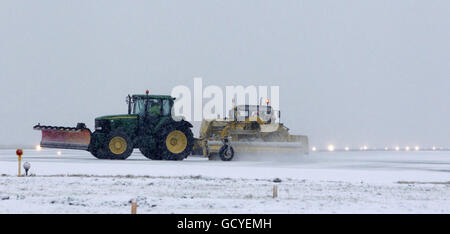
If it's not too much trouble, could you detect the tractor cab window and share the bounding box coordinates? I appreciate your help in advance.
[147,99,161,116]
[162,99,171,116]
[133,99,146,115]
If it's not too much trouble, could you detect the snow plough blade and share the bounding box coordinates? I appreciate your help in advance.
[205,136,309,154]
[33,123,91,150]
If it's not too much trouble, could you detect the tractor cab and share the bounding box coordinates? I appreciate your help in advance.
[128,94,174,117]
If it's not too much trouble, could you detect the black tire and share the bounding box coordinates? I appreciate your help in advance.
[89,131,108,159]
[139,147,162,160]
[219,145,234,161]
[158,125,194,161]
[90,147,108,159]
[104,130,133,160]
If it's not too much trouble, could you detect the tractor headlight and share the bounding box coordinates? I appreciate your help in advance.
[95,120,109,132]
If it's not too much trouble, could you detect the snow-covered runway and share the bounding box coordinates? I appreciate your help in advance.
[1,149,449,213]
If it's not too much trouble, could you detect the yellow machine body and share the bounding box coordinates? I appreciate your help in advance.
[192,105,309,158]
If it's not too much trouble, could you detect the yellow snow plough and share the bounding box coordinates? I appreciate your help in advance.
[192,104,309,161]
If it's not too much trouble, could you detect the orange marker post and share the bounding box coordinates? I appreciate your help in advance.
[16,149,23,177]
[131,201,137,214]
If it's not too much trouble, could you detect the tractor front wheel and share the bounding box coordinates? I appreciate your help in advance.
[89,131,108,159]
[104,130,133,160]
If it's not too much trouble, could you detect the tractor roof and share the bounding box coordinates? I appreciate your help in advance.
[132,94,175,100]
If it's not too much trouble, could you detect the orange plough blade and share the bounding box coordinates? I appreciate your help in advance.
[33,124,91,150]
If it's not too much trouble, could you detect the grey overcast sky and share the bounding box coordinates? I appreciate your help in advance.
[0,0,449,148]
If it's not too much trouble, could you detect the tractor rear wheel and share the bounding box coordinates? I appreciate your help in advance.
[104,130,133,160]
[158,125,194,161]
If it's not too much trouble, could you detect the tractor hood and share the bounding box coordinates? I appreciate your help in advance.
[94,114,139,136]
[95,114,139,121]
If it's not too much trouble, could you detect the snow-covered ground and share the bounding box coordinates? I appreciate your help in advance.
[1,149,450,213]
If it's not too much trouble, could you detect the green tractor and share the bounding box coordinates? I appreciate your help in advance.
[34,91,194,160]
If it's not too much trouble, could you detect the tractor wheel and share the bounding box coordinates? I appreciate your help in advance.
[89,131,108,159]
[219,145,234,161]
[139,147,162,160]
[104,130,133,160]
[158,125,194,161]
[90,147,108,159]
